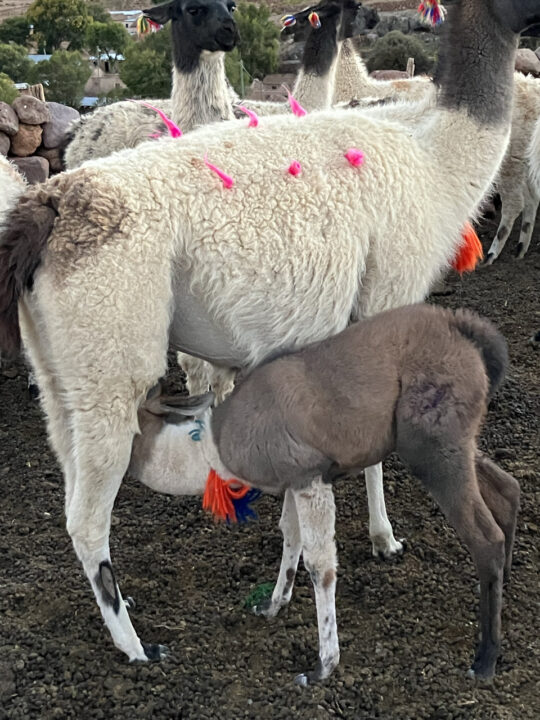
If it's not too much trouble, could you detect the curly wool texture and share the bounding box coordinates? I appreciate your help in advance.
[22,102,509,380]
[0,155,26,228]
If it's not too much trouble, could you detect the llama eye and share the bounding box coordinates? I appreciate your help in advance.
[228,3,236,11]
[188,6,203,15]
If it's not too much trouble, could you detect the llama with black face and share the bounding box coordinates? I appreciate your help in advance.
[64,0,239,169]
[0,0,538,674]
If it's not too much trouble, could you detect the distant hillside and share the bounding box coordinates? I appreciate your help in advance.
[0,0,419,26]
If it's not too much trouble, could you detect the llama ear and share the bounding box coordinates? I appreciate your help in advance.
[160,391,216,423]
[143,1,177,25]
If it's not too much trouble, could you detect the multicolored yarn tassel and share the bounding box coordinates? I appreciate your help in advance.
[136,15,162,36]
[281,14,296,28]
[417,1,446,26]
[202,469,261,524]
[237,105,259,127]
[452,222,483,273]
[308,11,321,29]
[204,154,234,188]
[135,101,183,138]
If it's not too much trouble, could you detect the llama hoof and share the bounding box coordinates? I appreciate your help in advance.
[372,537,406,560]
[294,658,336,686]
[482,253,496,267]
[252,598,280,618]
[466,666,495,683]
[124,596,136,610]
[294,673,310,687]
[141,643,168,661]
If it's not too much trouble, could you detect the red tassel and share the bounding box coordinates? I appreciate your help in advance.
[202,469,251,523]
[452,222,483,274]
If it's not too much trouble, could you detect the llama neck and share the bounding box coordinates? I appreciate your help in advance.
[171,52,234,133]
[435,0,517,125]
[333,40,375,103]
[292,17,342,111]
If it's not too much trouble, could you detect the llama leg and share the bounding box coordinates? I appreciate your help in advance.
[253,489,302,618]
[67,410,165,661]
[485,192,521,264]
[475,453,520,581]
[293,479,339,685]
[515,189,539,259]
[365,463,404,559]
[408,446,506,679]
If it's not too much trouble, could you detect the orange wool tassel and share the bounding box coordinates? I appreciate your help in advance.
[452,222,483,274]
[202,469,251,524]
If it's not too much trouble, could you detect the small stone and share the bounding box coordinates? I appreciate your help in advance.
[36,146,64,173]
[10,123,43,157]
[42,102,79,149]
[10,156,49,184]
[0,131,9,155]
[12,95,51,125]
[515,48,540,77]
[0,101,19,136]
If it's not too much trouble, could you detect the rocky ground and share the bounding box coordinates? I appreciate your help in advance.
[0,217,539,719]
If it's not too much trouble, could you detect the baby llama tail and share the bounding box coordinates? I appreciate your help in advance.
[451,309,509,399]
[0,187,58,358]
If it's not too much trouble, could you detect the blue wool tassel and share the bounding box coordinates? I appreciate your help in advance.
[231,488,262,524]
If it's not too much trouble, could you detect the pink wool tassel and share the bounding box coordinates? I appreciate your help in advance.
[135,100,183,138]
[287,90,307,117]
[288,161,302,176]
[237,105,259,128]
[345,148,365,167]
[204,154,234,189]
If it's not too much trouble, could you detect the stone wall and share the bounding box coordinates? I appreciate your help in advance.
[0,95,79,183]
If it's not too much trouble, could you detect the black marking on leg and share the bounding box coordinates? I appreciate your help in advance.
[515,241,524,257]
[497,225,507,239]
[96,561,120,615]
[282,567,295,598]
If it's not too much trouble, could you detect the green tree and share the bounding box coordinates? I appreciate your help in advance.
[366,31,435,75]
[86,21,131,70]
[0,72,18,103]
[119,26,172,98]
[0,43,35,83]
[32,49,91,106]
[86,1,111,24]
[0,16,32,47]
[27,0,90,53]
[225,2,279,95]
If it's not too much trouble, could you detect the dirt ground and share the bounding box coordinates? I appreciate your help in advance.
[0,216,539,720]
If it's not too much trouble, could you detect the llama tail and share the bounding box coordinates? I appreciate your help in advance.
[0,189,58,359]
[452,309,509,399]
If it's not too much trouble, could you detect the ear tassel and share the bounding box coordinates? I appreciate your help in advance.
[417,1,446,26]
[203,469,261,524]
[452,222,483,273]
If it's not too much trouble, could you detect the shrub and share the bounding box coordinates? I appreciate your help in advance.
[0,72,18,103]
[366,31,435,75]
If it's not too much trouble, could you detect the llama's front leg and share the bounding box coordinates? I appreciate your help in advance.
[253,489,301,618]
[293,479,339,686]
[365,463,404,559]
[67,418,166,661]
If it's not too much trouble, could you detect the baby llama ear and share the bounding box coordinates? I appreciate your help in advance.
[142,0,177,26]
[160,390,216,422]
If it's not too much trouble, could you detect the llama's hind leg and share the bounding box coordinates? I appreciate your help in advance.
[253,489,302,618]
[67,408,165,661]
[365,463,404,559]
[515,187,539,259]
[403,443,505,680]
[293,479,339,686]
[484,190,521,264]
[475,453,520,581]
